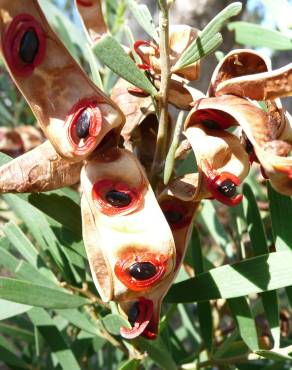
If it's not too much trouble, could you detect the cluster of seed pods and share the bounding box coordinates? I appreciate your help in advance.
[0,0,291,340]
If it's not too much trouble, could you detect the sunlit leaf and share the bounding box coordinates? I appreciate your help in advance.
[173,2,242,71]
[0,277,89,309]
[125,0,159,41]
[228,22,292,49]
[166,251,292,302]
[93,35,157,95]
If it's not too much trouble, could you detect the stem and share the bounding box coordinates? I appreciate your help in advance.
[151,0,171,184]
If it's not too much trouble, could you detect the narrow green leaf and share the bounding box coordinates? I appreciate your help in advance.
[28,308,81,370]
[255,347,292,361]
[243,184,269,256]
[3,194,67,276]
[173,2,242,71]
[138,337,177,370]
[56,309,100,336]
[29,193,82,237]
[0,322,34,342]
[39,0,89,56]
[190,227,213,352]
[164,111,185,185]
[86,44,104,90]
[93,35,157,96]
[199,200,233,258]
[165,251,292,302]
[55,15,80,63]
[102,314,130,335]
[268,184,292,251]
[0,299,31,320]
[243,184,280,347]
[0,336,29,368]
[4,221,39,266]
[3,222,57,283]
[228,22,292,49]
[0,247,56,288]
[0,101,13,124]
[228,297,259,350]
[173,33,223,72]
[125,0,159,41]
[118,358,140,370]
[0,277,89,309]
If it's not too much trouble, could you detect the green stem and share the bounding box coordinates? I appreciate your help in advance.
[151,0,171,186]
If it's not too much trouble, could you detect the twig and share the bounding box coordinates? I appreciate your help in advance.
[151,0,171,186]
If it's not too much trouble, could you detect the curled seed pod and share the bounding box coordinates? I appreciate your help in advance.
[0,1,124,161]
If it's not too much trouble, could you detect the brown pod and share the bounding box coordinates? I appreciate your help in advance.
[0,141,82,193]
[75,0,108,43]
[216,63,292,101]
[119,177,200,340]
[208,49,271,97]
[209,49,287,141]
[0,0,124,161]
[185,95,292,196]
[80,148,176,338]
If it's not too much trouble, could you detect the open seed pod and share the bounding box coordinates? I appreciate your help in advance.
[75,0,108,43]
[208,49,271,97]
[80,148,176,338]
[186,95,292,195]
[0,141,82,193]
[135,25,200,81]
[118,175,200,339]
[0,1,124,161]
[185,100,250,206]
[209,49,287,139]
[216,62,292,101]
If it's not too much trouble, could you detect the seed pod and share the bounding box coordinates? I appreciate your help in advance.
[119,181,200,339]
[75,0,108,43]
[209,49,288,141]
[0,141,82,193]
[185,95,292,196]
[0,0,124,161]
[208,49,271,97]
[80,148,176,304]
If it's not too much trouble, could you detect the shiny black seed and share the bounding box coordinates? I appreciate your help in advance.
[105,190,131,207]
[129,262,157,280]
[164,210,183,224]
[217,179,237,198]
[202,119,220,129]
[76,110,91,139]
[128,302,139,326]
[19,29,39,64]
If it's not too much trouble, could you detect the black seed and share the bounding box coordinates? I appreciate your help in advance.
[76,110,90,139]
[217,179,237,198]
[105,190,131,207]
[164,210,183,224]
[245,138,254,154]
[129,262,157,280]
[19,29,39,64]
[202,119,220,129]
[128,302,139,326]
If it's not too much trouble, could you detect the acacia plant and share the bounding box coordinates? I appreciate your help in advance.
[0,0,291,369]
